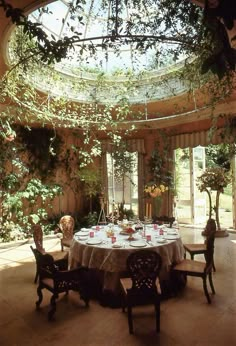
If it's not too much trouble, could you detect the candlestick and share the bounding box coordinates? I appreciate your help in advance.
[145,202,148,218]
[149,203,152,218]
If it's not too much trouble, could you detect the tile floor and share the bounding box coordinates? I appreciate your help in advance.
[0,227,236,346]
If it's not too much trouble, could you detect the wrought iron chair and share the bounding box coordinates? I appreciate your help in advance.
[58,215,75,251]
[35,252,90,320]
[120,250,162,334]
[183,218,216,272]
[172,232,216,303]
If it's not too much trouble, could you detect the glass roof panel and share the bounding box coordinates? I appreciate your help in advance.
[27,0,183,75]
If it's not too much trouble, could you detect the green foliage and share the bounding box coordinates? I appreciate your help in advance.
[148,138,174,189]
[111,141,136,182]
[0,133,62,242]
[197,167,230,193]
[77,166,101,197]
[206,143,235,171]
[1,0,235,79]
[18,126,62,178]
[80,212,98,228]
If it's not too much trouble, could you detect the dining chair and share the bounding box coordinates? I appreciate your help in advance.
[31,225,45,283]
[183,218,216,271]
[31,224,68,283]
[120,250,162,334]
[172,231,216,304]
[32,224,45,253]
[35,252,90,320]
[58,215,75,251]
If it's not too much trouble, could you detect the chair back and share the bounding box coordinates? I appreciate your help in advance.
[203,218,216,273]
[126,250,162,300]
[59,215,75,240]
[32,224,44,252]
[204,232,215,274]
[204,218,217,237]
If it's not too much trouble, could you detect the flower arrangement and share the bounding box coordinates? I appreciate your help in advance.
[197,167,231,230]
[144,182,168,198]
[197,167,230,192]
[125,227,135,240]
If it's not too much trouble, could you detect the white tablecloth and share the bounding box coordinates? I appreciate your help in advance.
[69,225,185,292]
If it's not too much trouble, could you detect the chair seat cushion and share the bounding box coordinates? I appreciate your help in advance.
[173,259,205,274]
[184,243,206,253]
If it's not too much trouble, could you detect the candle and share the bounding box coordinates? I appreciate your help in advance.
[145,203,149,218]
[149,203,152,218]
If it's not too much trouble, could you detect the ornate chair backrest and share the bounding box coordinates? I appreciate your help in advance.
[59,215,75,240]
[126,250,162,298]
[204,218,217,238]
[32,224,44,252]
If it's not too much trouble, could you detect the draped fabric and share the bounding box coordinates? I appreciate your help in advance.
[101,139,145,154]
[170,130,224,150]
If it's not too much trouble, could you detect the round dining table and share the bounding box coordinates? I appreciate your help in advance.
[69,224,185,306]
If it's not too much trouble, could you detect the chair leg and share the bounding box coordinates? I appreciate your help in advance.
[212,259,216,272]
[203,277,211,304]
[36,286,43,309]
[127,305,133,334]
[208,272,215,294]
[34,270,39,284]
[48,293,58,321]
[190,253,194,260]
[155,301,160,333]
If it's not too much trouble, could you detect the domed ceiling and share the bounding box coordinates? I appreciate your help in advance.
[7,0,193,105]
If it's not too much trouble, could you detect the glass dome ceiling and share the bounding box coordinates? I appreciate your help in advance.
[28,0,185,75]
[8,0,194,104]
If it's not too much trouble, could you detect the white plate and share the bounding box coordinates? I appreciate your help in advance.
[77,236,88,240]
[81,228,89,232]
[130,241,147,248]
[112,243,123,248]
[164,235,179,240]
[76,231,90,236]
[91,226,102,230]
[156,238,167,243]
[86,239,102,245]
[165,228,178,234]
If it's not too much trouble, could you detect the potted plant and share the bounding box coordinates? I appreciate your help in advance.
[197,166,230,236]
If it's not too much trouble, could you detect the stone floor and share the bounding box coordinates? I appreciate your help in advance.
[0,227,236,346]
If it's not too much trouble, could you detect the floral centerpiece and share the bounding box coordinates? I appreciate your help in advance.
[144,183,168,198]
[197,167,230,231]
[144,182,169,218]
[125,227,135,240]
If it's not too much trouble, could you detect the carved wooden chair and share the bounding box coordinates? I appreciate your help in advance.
[183,218,216,271]
[58,215,75,251]
[120,250,162,334]
[172,232,216,304]
[35,252,90,320]
[31,225,45,283]
[32,224,45,253]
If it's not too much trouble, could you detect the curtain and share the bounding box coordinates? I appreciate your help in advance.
[170,130,224,150]
[101,139,145,153]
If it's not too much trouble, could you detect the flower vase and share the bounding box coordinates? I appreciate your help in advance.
[127,234,135,241]
[152,196,162,218]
